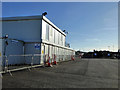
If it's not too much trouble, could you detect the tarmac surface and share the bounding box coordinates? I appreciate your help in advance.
[2,58,119,88]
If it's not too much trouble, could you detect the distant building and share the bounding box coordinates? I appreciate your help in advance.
[118,49,120,59]
[82,50,118,59]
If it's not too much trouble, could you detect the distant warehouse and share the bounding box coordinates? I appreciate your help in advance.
[1,14,75,65]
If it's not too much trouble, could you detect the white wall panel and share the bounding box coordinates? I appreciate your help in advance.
[3,20,42,42]
[42,20,46,40]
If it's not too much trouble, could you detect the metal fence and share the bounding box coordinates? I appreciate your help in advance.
[1,54,75,74]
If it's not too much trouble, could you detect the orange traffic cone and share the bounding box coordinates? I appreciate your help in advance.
[47,56,51,67]
[54,60,57,65]
[79,54,82,58]
[47,56,53,67]
[53,54,57,65]
[71,55,75,60]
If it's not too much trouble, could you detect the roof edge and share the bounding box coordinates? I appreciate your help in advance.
[1,15,66,36]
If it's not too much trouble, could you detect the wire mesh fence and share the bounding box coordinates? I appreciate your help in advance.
[1,54,76,73]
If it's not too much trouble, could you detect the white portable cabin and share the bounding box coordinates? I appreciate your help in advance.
[2,15,75,65]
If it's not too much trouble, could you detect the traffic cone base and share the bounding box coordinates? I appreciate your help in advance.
[48,62,50,66]
[54,61,57,65]
[71,55,74,60]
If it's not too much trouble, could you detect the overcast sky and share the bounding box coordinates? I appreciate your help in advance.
[2,2,118,52]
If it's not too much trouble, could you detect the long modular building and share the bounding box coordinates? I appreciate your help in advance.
[1,15,75,65]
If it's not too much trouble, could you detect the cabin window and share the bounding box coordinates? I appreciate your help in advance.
[46,23,49,40]
[50,26,53,37]
[54,29,55,43]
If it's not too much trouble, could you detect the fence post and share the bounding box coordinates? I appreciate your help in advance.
[5,56,8,72]
[2,56,5,72]
[31,55,34,67]
[43,54,46,66]
[40,54,41,65]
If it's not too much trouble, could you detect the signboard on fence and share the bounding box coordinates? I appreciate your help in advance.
[35,44,40,50]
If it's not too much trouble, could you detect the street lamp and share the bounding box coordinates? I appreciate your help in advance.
[63,30,68,34]
[42,12,47,16]
[4,34,8,39]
